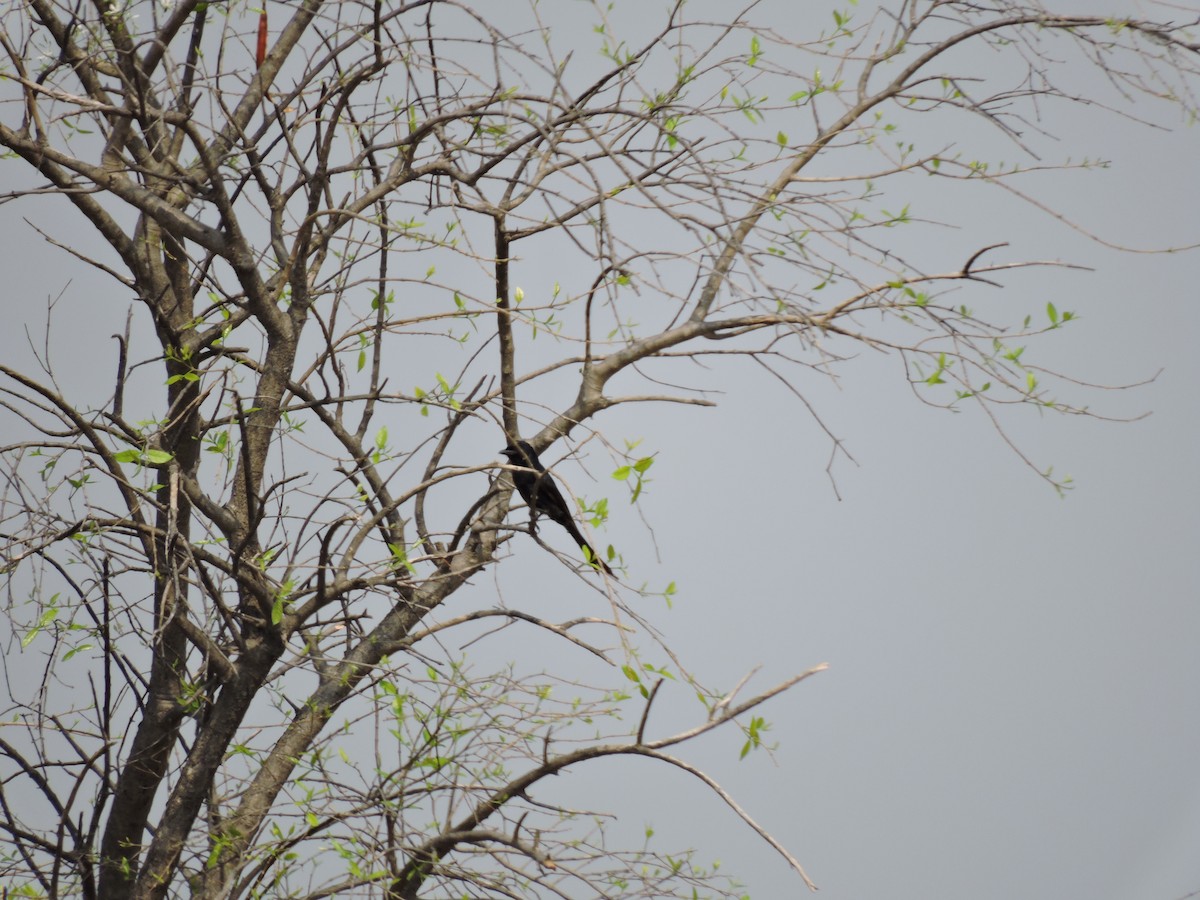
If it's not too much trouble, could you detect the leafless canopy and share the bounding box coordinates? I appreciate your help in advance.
[0,0,1196,897]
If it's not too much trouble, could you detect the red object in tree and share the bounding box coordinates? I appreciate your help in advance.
[256,8,268,69]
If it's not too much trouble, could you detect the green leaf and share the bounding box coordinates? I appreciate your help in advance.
[271,580,294,626]
[1046,301,1059,325]
[388,543,418,576]
[63,643,94,661]
[114,447,174,466]
[23,602,59,648]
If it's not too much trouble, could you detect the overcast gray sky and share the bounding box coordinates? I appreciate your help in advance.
[1,1,1197,897]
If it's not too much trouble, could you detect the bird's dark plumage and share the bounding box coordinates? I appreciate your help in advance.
[501,440,612,574]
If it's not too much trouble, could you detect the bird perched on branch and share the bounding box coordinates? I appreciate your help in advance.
[501,440,613,575]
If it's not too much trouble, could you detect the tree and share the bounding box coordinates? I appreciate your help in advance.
[0,0,1196,896]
